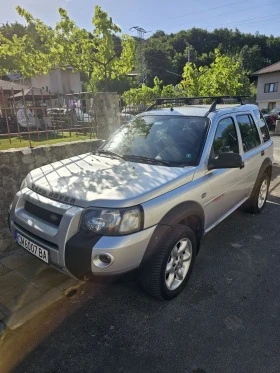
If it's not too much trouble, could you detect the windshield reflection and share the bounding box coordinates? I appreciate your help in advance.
[100,115,209,166]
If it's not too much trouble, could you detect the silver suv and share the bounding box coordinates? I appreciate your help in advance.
[9,97,273,300]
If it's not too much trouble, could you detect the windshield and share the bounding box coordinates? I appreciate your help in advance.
[99,115,209,166]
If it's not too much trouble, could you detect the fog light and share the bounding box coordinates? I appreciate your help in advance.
[93,253,114,268]
[99,254,111,264]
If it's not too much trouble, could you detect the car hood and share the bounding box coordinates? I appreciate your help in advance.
[26,152,195,208]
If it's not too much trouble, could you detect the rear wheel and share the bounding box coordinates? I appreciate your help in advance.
[140,225,197,300]
[246,173,270,214]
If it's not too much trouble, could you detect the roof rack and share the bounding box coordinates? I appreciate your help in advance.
[145,95,250,113]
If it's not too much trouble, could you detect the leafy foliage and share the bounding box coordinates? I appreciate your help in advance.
[122,76,182,107]
[2,16,280,94]
[122,77,155,106]
[180,49,250,96]
[123,49,250,105]
[0,6,135,91]
[204,49,251,95]
[180,63,208,96]
[143,27,280,86]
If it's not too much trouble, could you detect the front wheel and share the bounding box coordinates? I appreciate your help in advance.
[140,225,197,300]
[246,173,270,214]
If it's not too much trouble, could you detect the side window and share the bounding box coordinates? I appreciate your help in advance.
[211,117,239,159]
[253,109,270,143]
[237,114,261,152]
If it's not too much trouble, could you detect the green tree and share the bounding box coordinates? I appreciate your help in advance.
[144,38,174,86]
[0,6,135,91]
[172,45,197,76]
[0,22,44,75]
[122,77,163,107]
[122,76,183,107]
[161,84,181,98]
[239,44,264,74]
[202,49,250,96]
[179,63,208,96]
[180,49,250,97]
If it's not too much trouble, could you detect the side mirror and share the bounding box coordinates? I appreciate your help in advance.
[208,152,244,170]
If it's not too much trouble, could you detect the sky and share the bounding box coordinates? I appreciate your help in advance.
[1,0,280,38]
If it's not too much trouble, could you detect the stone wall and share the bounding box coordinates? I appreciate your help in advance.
[0,139,102,252]
[94,92,120,139]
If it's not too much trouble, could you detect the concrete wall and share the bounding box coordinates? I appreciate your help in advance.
[0,139,102,252]
[60,70,82,94]
[30,69,82,94]
[31,74,51,92]
[256,72,280,108]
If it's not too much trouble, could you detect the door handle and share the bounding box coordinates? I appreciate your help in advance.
[261,150,265,156]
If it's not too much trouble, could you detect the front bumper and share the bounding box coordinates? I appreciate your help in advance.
[90,227,156,276]
[9,189,156,279]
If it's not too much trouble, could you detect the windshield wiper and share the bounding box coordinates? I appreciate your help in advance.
[123,155,176,166]
[93,150,124,160]
[94,151,185,166]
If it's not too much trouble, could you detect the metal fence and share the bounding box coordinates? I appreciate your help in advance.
[0,87,97,148]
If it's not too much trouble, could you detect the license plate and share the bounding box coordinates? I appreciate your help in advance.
[15,232,49,264]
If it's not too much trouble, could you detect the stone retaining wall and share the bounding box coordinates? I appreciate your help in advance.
[0,139,102,252]
[94,92,121,139]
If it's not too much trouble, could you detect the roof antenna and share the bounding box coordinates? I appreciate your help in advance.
[208,100,217,113]
[237,96,244,105]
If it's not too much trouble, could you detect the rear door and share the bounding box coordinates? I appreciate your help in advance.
[235,113,263,194]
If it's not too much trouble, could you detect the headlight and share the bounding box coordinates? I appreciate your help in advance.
[79,207,143,237]
[20,178,27,190]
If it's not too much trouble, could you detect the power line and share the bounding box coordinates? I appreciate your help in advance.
[124,1,279,36]
[169,0,280,32]
[127,12,280,39]
[138,0,247,28]
[205,12,280,30]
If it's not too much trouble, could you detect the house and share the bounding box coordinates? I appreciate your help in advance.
[0,79,29,112]
[15,67,82,95]
[253,61,280,110]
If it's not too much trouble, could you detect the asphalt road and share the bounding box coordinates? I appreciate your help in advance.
[1,138,280,373]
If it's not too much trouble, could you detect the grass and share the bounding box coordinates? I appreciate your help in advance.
[0,131,95,150]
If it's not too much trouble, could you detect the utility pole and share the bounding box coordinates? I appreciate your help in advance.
[186,43,191,63]
[130,26,148,84]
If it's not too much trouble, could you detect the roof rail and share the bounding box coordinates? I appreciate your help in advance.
[145,95,250,112]
[146,97,191,111]
[204,95,250,116]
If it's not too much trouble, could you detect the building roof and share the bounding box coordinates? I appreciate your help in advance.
[11,87,50,100]
[0,79,29,91]
[253,61,280,75]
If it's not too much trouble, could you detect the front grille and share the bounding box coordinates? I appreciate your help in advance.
[25,200,63,227]
[14,222,59,251]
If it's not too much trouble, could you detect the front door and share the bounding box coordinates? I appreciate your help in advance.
[203,116,248,230]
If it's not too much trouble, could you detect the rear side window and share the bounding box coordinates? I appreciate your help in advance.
[253,109,270,143]
[236,114,261,152]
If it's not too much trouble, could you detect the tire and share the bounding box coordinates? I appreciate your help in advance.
[140,225,197,300]
[246,172,270,214]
